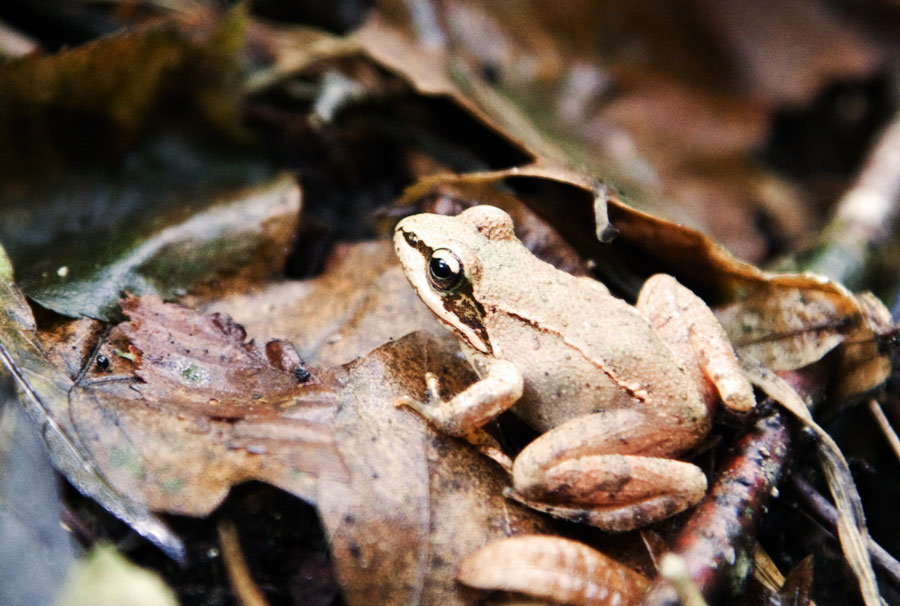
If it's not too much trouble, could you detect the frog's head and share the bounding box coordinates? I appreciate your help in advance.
[394,205,517,355]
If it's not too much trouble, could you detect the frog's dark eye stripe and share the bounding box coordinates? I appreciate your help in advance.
[398,227,492,353]
[428,249,464,291]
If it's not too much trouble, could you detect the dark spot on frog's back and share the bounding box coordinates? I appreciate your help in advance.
[430,434,452,457]
[348,542,362,562]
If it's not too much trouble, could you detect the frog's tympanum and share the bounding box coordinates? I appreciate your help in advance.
[394,205,755,531]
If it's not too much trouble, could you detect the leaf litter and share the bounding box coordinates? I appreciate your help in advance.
[1,3,899,606]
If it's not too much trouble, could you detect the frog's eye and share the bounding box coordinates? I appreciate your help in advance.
[428,249,464,291]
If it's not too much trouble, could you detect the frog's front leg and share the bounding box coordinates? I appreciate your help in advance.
[396,357,524,437]
[637,274,755,413]
[510,408,708,532]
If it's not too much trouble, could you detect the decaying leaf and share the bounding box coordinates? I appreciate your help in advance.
[457,535,649,606]
[0,247,184,560]
[69,293,346,514]
[314,331,554,605]
[35,286,559,604]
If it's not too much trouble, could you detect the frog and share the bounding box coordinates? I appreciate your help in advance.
[393,205,756,531]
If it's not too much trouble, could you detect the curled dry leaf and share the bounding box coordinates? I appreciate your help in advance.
[348,7,817,262]
[457,535,649,606]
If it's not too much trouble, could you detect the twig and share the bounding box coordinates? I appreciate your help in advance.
[806,110,900,287]
[217,518,270,606]
[640,401,793,605]
[868,399,900,467]
[790,474,900,591]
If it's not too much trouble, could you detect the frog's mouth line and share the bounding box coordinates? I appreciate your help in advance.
[398,227,493,355]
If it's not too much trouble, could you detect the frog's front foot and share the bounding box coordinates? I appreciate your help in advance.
[395,372,452,426]
[395,360,524,437]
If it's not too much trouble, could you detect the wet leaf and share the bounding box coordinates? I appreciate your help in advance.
[14,173,301,322]
[0,9,296,322]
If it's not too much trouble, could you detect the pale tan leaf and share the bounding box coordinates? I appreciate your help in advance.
[457,535,649,606]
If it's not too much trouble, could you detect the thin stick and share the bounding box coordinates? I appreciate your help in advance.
[809,110,900,286]
[868,399,900,467]
[217,518,270,606]
[790,474,900,592]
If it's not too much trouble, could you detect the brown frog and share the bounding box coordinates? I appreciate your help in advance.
[394,205,754,531]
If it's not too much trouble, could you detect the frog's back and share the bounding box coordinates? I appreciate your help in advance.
[476,253,705,432]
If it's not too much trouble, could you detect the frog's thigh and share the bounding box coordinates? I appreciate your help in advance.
[515,407,708,465]
[636,273,754,413]
[512,454,707,532]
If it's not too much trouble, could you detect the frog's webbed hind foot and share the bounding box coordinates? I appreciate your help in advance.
[505,487,700,533]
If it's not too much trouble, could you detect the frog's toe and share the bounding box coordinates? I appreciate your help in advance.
[714,372,756,413]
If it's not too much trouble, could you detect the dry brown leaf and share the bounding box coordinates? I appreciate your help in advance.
[457,535,649,606]
[208,240,444,367]
[49,291,560,604]
[120,294,312,414]
[352,4,822,262]
[66,294,347,514]
[317,331,552,606]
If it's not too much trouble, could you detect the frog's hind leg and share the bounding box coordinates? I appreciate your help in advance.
[636,273,755,413]
[509,453,707,532]
[510,407,708,532]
